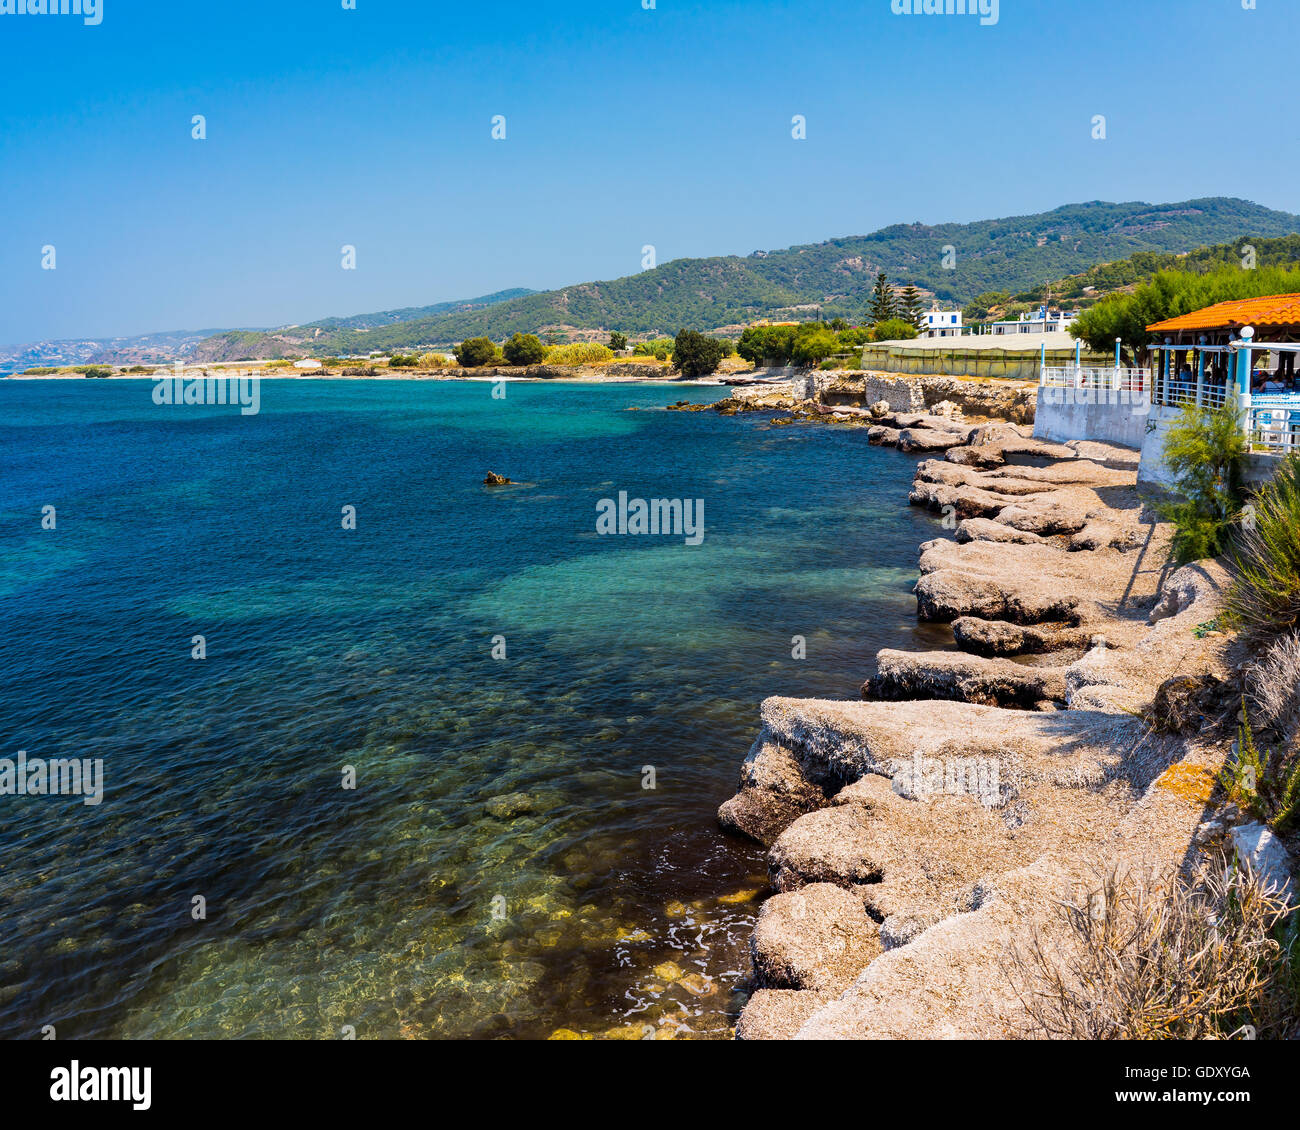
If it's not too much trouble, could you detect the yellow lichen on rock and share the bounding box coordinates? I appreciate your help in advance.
[1154,761,1217,806]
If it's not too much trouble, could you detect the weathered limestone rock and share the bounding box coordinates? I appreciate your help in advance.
[878,910,947,950]
[1069,519,1143,551]
[1230,822,1296,902]
[945,444,1008,468]
[1148,563,1222,624]
[954,518,1047,546]
[867,425,902,447]
[909,482,1013,519]
[749,883,882,993]
[952,616,1096,657]
[915,569,1084,624]
[866,648,1067,708]
[992,498,1093,535]
[734,989,830,1040]
[768,805,885,892]
[898,427,968,453]
[717,736,831,847]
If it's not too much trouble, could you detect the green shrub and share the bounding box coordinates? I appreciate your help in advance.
[736,325,796,366]
[791,329,838,366]
[502,333,546,366]
[1221,699,1300,833]
[869,318,920,342]
[455,337,500,367]
[1224,451,1300,636]
[670,329,724,378]
[544,342,614,365]
[608,331,628,352]
[1156,397,1247,564]
[632,337,675,361]
[388,354,420,368]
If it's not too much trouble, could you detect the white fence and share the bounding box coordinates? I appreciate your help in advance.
[1040,365,1147,392]
[1151,376,1230,410]
[1040,364,1300,453]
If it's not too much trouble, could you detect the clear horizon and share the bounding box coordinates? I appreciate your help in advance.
[3,0,1299,342]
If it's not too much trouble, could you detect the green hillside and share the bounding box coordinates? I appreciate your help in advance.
[967,232,1300,322]
[195,198,1300,359]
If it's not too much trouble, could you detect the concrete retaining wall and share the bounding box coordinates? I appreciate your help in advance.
[1033,387,1150,450]
[1137,405,1282,488]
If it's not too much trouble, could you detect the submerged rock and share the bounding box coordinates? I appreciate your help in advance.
[484,791,537,819]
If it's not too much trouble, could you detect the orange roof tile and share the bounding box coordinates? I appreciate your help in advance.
[1147,292,1300,333]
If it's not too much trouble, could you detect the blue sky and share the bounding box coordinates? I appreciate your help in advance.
[2,0,1298,342]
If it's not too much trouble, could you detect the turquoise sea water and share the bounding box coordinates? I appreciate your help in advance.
[0,378,939,1039]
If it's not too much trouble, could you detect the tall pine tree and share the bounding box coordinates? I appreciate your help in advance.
[898,285,925,332]
[868,272,897,325]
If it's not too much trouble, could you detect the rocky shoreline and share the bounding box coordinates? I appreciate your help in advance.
[711,375,1267,1039]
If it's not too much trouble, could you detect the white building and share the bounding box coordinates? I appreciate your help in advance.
[920,310,963,338]
[292,358,323,370]
[986,306,1078,336]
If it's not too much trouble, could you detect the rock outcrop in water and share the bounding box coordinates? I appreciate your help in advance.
[719,418,1246,1039]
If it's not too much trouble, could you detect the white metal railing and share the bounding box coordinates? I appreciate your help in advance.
[1156,381,1230,409]
[1150,374,1230,410]
[1040,365,1148,391]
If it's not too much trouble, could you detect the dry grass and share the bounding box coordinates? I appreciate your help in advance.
[416,352,456,370]
[1002,857,1297,1039]
[1248,631,1300,742]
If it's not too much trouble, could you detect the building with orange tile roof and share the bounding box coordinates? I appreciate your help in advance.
[1147,292,1300,336]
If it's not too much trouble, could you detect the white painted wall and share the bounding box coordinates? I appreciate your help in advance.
[1033,387,1149,450]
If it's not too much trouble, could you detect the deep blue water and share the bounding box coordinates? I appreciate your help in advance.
[0,377,939,1039]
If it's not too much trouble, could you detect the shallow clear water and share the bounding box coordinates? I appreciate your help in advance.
[0,378,939,1039]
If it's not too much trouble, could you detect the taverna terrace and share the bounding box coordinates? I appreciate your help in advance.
[1038,292,1300,455]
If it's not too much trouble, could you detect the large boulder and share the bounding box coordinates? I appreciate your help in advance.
[865,648,1067,709]
[899,427,967,453]
[954,518,1046,546]
[717,735,831,847]
[768,805,885,891]
[952,616,1096,657]
[735,989,830,1040]
[1230,822,1296,902]
[915,569,1083,625]
[749,883,882,992]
